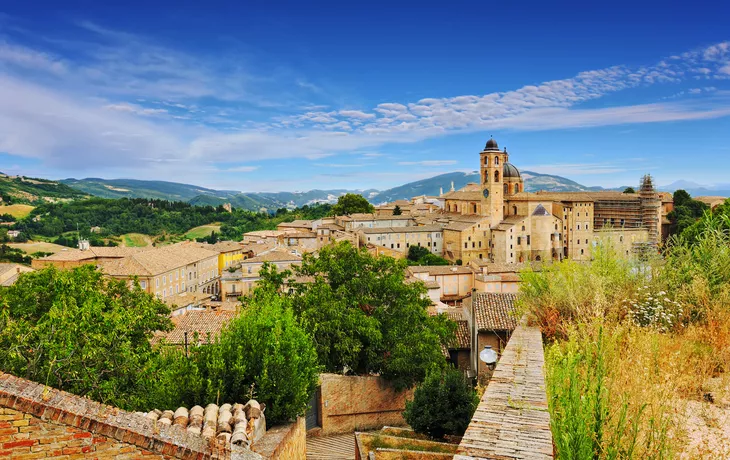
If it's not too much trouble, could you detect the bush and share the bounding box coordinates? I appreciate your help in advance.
[403,368,479,439]
[155,293,321,424]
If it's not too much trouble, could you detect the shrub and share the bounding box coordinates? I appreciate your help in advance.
[159,292,321,424]
[403,368,479,440]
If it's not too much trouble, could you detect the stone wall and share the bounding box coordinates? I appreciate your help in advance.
[252,417,306,460]
[455,324,553,460]
[318,374,414,435]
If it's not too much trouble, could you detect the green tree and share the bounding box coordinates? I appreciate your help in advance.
[331,193,374,216]
[623,187,636,194]
[0,266,172,410]
[667,189,709,236]
[259,242,454,390]
[403,368,479,439]
[407,245,431,262]
[393,205,403,216]
[156,292,320,424]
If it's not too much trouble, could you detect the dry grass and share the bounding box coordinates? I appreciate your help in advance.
[184,224,221,240]
[0,204,35,219]
[522,232,730,459]
[120,233,153,247]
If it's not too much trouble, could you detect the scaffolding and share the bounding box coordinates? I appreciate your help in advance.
[593,197,644,229]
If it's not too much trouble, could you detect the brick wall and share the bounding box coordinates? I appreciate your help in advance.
[0,407,166,459]
[318,374,414,435]
[0,373,263,460]
[455,324,553,460]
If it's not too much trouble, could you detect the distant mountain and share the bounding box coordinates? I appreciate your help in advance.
[659,181,730,198]
[60,178,241,202]
[1,173,88,204]
[371,170,627,203]
[60,171,650,212]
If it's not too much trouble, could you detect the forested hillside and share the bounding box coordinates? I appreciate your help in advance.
[15,198,331,241]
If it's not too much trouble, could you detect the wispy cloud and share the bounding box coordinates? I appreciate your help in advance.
[0,19,729,187]
[398,160,458,166]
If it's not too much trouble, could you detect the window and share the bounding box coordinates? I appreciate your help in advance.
[581,249,584,255]
[140,281,146,289]
[494,170,500,182]
[585,239,588,244]
[163,277,166,286]
[527,235,531,245]
[464,243,468,249]
[478,241,482,248]
[517,237,521,245]
[156,279,159,288]
[472,242,475,248]
[577,224,581,230]
[494,156,500,165]
[391,244,394,248]
[521,225,525,231]
[397,243,400,248]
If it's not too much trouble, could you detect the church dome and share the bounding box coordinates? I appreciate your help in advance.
[503,162,521,179]
[484,138,499,151]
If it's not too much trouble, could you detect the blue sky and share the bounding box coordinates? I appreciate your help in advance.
[1,0,729,192]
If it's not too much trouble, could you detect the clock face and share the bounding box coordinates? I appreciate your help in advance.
[483,189,490,198]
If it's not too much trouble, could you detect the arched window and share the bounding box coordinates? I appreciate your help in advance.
[484,172,489,184]
[513,205,518,215]
[503,183,508,195]
[535,255,542,262]
[484,156,489,166]
[454,205,458,213]
[515,183,520,193]
[494,156,500,165]
[494,170,500,182]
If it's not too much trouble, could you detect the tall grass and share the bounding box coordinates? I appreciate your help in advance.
[522,229,730,459]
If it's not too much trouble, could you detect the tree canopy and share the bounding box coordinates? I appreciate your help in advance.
[393,205,403,216]
[257,242,455,390]
[331,193,374,216]
[0,265,172,410]
[667,189,709,236]
[623,187,636,194]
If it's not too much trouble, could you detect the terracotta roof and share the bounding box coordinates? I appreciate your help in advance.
[241,250,302,264]
[195,241,243,253]
[37,246,146,262]
[156,310,236,345]
[140,400,266,450]
[0,372,263,458]
[358,225,443,234]
[442,191,483,201]
[451,320,470,349]
[163,291,212,310]
[99,244,218,277]
[277,219,314,229]
[241,242,276,255]
[408,265,473,276]
[472,293,518,331]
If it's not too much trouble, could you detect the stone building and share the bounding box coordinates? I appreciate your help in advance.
[441,137,668,263]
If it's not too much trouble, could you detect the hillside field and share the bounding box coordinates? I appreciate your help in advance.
[120,233,153,247]
[8,241,68,255]
[184,224,221,240]
[0,204,35,218]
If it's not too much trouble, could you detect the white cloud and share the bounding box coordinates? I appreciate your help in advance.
[0,24,729,187]
[398,160,458,166]
[339,110,376,120]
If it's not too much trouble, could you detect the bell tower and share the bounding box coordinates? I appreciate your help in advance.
[480,137,507,227]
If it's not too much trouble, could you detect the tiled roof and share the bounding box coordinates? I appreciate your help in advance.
[37,246,146,262]
[140,400,266,449]
[472,293,518,332]
[195,241,243,253]
[156,310,236,345]
[442,191,483,201]
[277,219,314,228]
[451,320,470,349]
[163,291,212,310]
[358,225,443,234]
[408,265,473,276]
[241,250,302,264]
[241,242,276,255]
[99,244,218,277]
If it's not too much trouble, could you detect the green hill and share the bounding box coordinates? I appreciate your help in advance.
[60,178,240,202]
[0,173,88,204]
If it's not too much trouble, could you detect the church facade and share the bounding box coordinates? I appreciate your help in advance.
[440,138,665,265]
